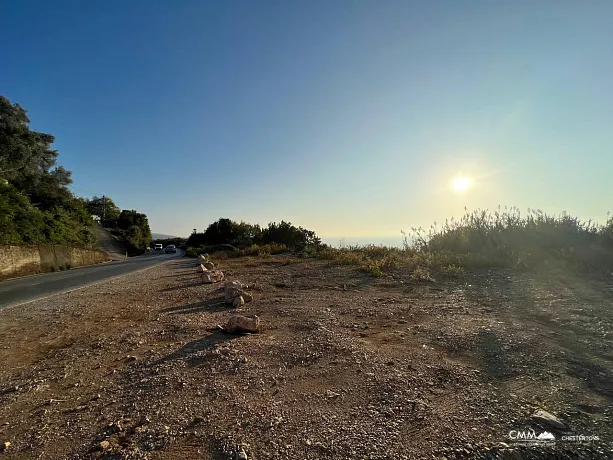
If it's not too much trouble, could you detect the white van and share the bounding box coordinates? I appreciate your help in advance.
[154,244,163,251]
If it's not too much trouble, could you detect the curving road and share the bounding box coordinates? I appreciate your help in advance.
[0,250,184,310]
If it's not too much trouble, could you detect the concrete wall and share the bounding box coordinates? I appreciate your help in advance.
[0,245,109,280]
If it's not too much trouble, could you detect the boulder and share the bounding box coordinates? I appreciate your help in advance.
[224,280,253,305]
[531,410,567,430]
[201,270,225,284]
[224,315,260,333]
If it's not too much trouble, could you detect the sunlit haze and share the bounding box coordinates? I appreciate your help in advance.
[2,1,612,246]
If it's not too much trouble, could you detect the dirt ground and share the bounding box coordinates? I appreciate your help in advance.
[0,255,611,459]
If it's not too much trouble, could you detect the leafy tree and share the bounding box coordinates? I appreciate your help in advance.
[187,217,320,251]
[0,96,59,182]
[0,182,46,244]
[262,221,321,249]
[0,95,95,246]
[0,95,152,252]
[84,196,121,226]
[118,210,152,254]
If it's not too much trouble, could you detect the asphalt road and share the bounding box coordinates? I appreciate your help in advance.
[0,250,184,310]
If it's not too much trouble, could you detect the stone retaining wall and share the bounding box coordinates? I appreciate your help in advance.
[0,245,109,280]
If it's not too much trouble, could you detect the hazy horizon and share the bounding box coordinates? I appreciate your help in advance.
[2,1,612,242]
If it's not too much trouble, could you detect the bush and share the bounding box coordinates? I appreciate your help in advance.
[405,207,613,271]
[186,247,201,257]
[316,207,613,279]
[238,243,288,257]
[188,218,321,251]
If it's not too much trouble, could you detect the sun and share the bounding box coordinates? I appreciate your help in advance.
[452,176,471,192]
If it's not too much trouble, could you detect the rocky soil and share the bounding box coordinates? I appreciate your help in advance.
[0,255,611,459]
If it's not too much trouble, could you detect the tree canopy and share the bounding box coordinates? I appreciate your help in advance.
[187,218,321,251]
[84,196,121,227]
[0,95,150,250]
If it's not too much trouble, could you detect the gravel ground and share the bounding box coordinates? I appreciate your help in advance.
[0,255,611,459]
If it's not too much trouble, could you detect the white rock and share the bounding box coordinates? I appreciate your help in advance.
[202,270,224,284]
[531,409,567,430]
[224,315,260,333]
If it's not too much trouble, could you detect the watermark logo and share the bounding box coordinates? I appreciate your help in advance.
[509,429,555,443]
[508,429,600,445]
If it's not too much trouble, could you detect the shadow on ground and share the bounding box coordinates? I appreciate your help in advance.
[150,331,236,367]
[163,297,230,315]
[168,260,199,269]
[162,282,203,292]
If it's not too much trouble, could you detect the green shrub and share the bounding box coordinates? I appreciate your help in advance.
[186,247,201,257]
[362,261,384,277]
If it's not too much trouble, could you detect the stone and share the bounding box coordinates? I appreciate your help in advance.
[224,315,260,333]
[531,409,567,430]
[1,442,10,451]
[202,269,225,284]
[233,296,245,308]
[226,280,243,290]
[202,269,224,283]
[236,448,248,460]
[224,281,253,305]
[99,440,110,450]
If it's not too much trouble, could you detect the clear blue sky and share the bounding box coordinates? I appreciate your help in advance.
[2,1,612,245]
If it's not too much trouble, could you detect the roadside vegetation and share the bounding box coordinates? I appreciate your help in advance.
[189,208,613,280]
[0,96,94,246]
[0,95,151,253]
[84,196,152,256]
[186,218,320,258]
[320,207,613,279]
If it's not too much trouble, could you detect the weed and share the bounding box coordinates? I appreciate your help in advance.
[410,266,432,281]
[362,261,384,277]
[440,264,464,278]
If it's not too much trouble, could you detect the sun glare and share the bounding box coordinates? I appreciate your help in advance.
[452,176,471,192]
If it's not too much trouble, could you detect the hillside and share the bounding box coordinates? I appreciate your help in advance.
[152,233,180,240]
[93,223,126,260]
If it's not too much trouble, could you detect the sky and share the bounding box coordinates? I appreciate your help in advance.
[2,1,612,246]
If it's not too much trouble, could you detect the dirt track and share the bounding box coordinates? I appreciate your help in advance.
[0,256,611,459]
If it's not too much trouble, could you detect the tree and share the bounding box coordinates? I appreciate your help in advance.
[187,217,321,251]
[84,196,121,226]
[118,210,152,254]
[262,221,321,249]
[0,95,95,247]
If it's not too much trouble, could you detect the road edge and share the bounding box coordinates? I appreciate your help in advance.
[0,254,186,312]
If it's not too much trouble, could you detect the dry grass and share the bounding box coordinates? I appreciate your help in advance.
[317,208,613,278]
